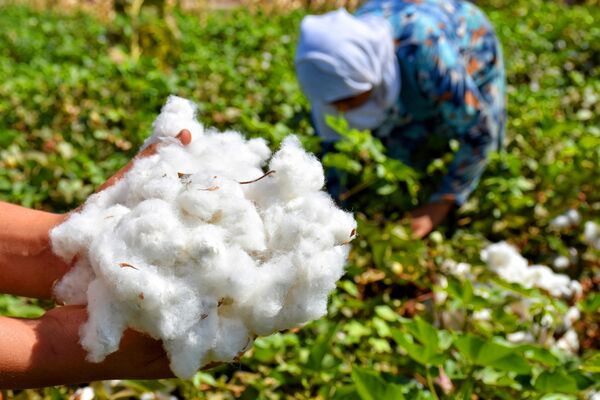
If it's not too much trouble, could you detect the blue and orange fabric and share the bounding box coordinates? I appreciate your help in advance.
[355,0,506,205]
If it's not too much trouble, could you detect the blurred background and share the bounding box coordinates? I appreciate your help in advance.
[0,0,598,399]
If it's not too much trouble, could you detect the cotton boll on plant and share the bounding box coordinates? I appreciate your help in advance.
[555,329,580,354]
[584,221,600,250]
[549,209,581,230]
[50,95,356,378]
[481,242,580,298]
[552,255,570,270]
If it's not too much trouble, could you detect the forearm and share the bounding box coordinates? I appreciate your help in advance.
[0,306,173,389]
[0,201,70,299]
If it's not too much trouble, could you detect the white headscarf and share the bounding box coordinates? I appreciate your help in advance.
[295,8,400,141]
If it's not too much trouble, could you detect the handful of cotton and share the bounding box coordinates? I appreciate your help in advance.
[50,96,356,378]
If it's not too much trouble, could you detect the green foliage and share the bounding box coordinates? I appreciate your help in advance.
[0,0,598,399]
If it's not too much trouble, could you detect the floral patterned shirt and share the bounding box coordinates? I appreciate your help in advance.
[356,0,506,205]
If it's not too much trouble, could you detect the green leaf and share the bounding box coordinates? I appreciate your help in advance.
[455,335,485,363]
[488,353,532,374]
[374,305,399,322]
[579,292,600,314]
[519,345,561,367]
[351,367,405,400]
[406,317,439,355]
[332,386,362,400]
[306,323,339,371]
[580,353,600,373]
[392,330,430,365]
[455,335,531,373]
[323,152,362,174]
[534,370,579,394]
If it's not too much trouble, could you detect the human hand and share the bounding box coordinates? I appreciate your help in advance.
[0,305,174,389]
[0,129,197,388]
[409,200,454,239]
[0,130,193,300]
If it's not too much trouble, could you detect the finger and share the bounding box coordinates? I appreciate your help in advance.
[138,130,190,158]
[176,129,192,145]
[137,142,159,158]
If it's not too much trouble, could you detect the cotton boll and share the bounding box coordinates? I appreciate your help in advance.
[50,204,109,262]
[244,255,297,335]
[210,317,252,362]
[128,276,204,340]
[116,199,187,267]
[441,259,471,278]
[263,202,333,252]
[550,215,570,230]
[566,209,580,225]
[553,255,570,270]
[182,224,227,267]
[588,391,600,400]
[507,331,534,344]
[563,306,580,329]
[569,280,583,298]
[50,95,355,378]
[73,387,95,400]
[549,209,581,231]
[80,279,128,362]
[555,329,579,354]
[481,242,528,271]
[569,247,578,263]
[263,192,354,253]
[246,137,272,164]
[54,258,95,305]
[434,276,449,305]
[212,181,267,252]
[142,95,203,150]
[482,242,579,299]
[584,221,600,249]
[198,245,259,303]
[50,213,90,261]
[472,309,491,322]
[274,246,349,329]
[121,156,184,205]
[268,135,325,200]
[163,309,218,379]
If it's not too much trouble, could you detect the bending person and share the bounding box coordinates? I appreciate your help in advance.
[295,0,506,238]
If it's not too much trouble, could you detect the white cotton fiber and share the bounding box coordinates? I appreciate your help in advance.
[549,209,580,230]
[584,221,600,250]
[552,255,570,270]
[481,242,579,298]
[142,96,204,150]
[555,329,580,354]
[50,96,356,378]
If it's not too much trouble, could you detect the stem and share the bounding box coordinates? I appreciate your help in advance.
[238,170,276,184]
[339,179,374,201]
[426,368,440,400]
[457,369,474,400]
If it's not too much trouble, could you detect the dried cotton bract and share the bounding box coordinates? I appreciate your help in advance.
[50,96,356,378]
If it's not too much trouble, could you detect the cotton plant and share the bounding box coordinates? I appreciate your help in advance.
[435,242,584,355]
[480,242,586,354]
[481,242,581,298]
[50,96,356,378]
